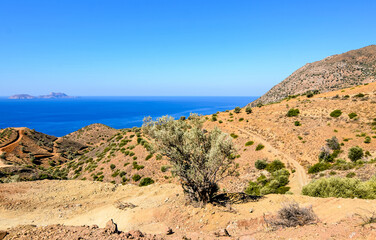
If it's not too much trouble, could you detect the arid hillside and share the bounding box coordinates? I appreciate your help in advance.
[250,45,376,107]
[206,82,376,192]
[2,83,376,195]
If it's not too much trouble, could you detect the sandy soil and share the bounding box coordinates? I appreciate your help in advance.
[1,180,376,239]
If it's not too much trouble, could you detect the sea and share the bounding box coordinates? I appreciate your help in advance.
[0,96,257,137]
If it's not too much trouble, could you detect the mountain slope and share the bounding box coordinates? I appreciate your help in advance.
[250,45,376,106]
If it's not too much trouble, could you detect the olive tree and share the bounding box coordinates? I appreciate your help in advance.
[142,114,236,203]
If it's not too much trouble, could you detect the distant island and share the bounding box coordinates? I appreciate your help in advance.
[9,92,74,99]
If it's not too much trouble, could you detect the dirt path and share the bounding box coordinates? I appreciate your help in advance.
[234,126,309,194]
[0,129,24,153]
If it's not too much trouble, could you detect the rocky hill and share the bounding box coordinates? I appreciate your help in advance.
[0,127,87,182]
[9,92,73,99]
[250,45,376,106]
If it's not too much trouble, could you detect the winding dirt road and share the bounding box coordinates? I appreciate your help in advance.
[0,128,23,152]
[0,128,25,168]
[234,126,309,194]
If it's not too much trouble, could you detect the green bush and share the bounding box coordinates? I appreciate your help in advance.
[266,160,285,173]
[132,161,144,170]
[245,168,290,196]
[255,144,265,151]
[348,146,364,162]
[239,118,244,122]
[255,159,268,170]
[294,121,301,126]
[161,165,170,172]
[330,110,342,118]
[348,113,357,119]
[308,162,331,174]
[110,164,116,170]
[326,136,340,150]
[302,177,376,199]
[346,172,356,178]
[245,141,254,146]
[145,153,153,160]
[139,177,154,186]
[365,136,371,144]
[132,174,141,182]
[286,108,300,117]
[230,133,238,139]
[234,107,241,113]
[245,106,252,114]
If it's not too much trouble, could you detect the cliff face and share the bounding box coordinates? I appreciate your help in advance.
[250,45,376,106]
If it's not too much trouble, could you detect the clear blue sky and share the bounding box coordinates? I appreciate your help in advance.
[0,0,375,96]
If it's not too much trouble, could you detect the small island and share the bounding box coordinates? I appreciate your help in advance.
[9,92,74,99]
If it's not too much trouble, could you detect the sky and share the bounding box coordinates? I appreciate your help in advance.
[0,0,375,96]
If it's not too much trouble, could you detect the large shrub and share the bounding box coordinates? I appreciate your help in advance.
[348,113,357,119]
[139,177,154,187]
[286,108,300,117]
[255,159,268,170]
[302,177,376,199]
[326,136,340,150]
[234,107,241,114]
[142,114,236,203]
[245,106,252,114]
[266,160,285,173]
[348,146,364,162]
[330,110,342,118]
[308,162,331,174]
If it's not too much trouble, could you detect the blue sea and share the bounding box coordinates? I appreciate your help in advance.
[0,96,257,137]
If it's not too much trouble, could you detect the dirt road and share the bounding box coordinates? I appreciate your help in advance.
[234,126,309,194]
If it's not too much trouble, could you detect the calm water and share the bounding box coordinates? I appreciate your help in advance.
[0,96,257,137]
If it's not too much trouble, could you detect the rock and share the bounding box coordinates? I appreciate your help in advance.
[214,228,230,237]
[166,227,174,235]
[91,225,99,229]
[126,230,144,238]
[105,219,118,234]
[0,231,8,240]
[249,208,254,213]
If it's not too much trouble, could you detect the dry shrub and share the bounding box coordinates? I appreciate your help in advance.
[358,211,376,226]
[265,202,318,229]
[115,201,137,210]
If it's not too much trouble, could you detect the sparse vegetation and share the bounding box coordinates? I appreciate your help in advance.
[245,141,254,146]
[245,106,252,114]
[234,107,241,113]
